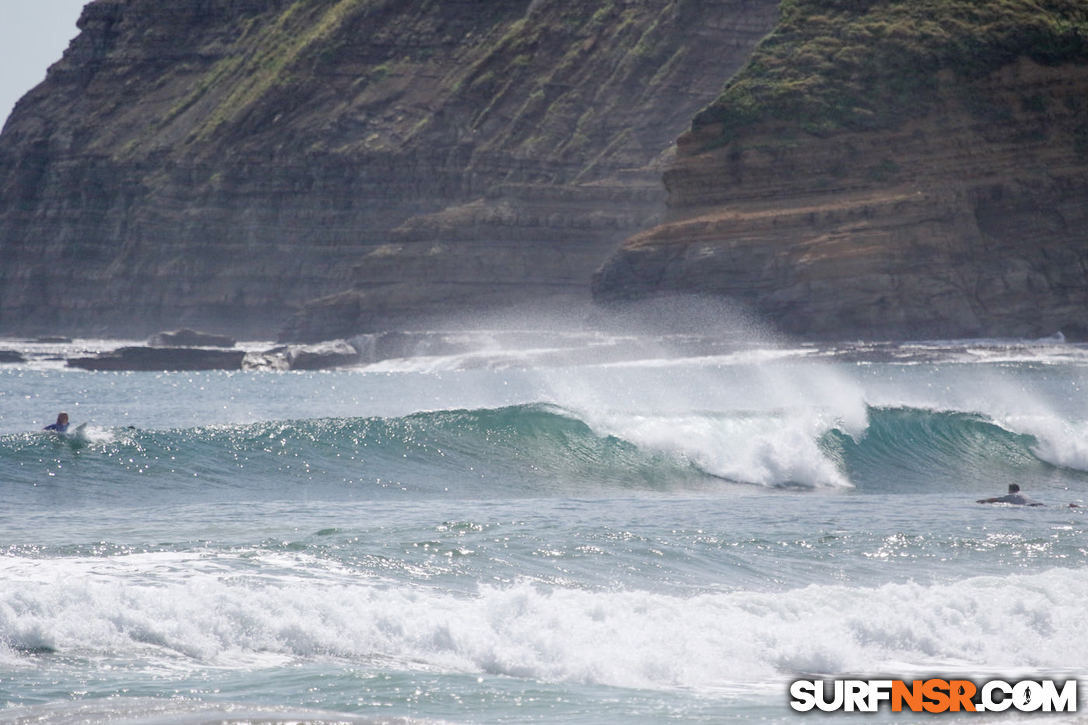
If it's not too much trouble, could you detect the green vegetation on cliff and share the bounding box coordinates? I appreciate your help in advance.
[694,0,1088,140]
[152,0,697,160]
[167,0,370,143]
[0,0,784,338]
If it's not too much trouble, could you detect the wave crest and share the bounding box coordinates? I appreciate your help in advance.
[2,405,1084,499]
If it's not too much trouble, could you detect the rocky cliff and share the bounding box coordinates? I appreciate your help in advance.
[0,0,780,340]
[594,0,1088,340]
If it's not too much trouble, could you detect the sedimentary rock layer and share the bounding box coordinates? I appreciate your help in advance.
[0,0,779,339]
[594,3,1088,340]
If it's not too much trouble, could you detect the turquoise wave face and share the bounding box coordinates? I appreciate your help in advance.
[4,404,1085,507]
[1,405,710,505]
[822,406,1072,493]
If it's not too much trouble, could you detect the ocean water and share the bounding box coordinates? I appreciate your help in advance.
[1,330,1087,723]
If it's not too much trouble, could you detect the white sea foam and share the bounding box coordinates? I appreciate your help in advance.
[595,346,817,369]
[1003,415,1088,473]
[3,553,1083,690]
[71,423,116,445]
[579,409,852,488]
[359,348,556,374]
[537,353,868,488]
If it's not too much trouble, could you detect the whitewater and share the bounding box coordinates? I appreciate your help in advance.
[1,328,1087,723]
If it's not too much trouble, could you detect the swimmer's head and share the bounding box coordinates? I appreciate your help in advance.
[1008,484,1021,493]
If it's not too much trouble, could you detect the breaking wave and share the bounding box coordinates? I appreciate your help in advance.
[2,552,1084,690]
[2,404,1085,502]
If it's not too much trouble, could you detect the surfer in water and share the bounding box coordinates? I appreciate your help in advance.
[977,483,1043,506]
[43,412,70,433]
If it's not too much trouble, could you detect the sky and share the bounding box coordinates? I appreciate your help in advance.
[0,1,90,129]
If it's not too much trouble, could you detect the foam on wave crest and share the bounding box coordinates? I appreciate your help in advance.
[1002,415,1088,473]
[578,409,852,488]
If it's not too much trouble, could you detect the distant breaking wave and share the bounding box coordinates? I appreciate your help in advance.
[2,405,1084,501]
[824,406,1079,492]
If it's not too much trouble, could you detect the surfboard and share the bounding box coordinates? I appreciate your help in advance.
[54,422,90,445]
[50,422,86,435]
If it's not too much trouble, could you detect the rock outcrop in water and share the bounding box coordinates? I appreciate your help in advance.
[147,328,236,348]
[594,0,1088,340]
[67,346,246,371]
[0,0,779,340]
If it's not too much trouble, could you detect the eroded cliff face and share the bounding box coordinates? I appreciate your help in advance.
[594,4,1088,341]
[0,0,780,339]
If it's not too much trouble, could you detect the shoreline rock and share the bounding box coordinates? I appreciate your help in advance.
[67,346,245,371]
[148,329,236,348]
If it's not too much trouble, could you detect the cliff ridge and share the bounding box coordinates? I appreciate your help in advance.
[594,0,1088,340]
[0,0,779,339]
